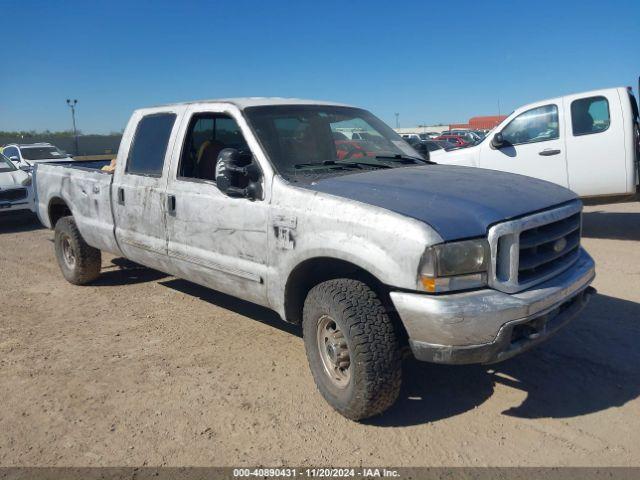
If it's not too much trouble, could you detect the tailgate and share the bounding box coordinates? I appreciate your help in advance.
[35,163,120,254]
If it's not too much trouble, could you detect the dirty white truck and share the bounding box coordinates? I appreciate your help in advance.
[35,98,596,420]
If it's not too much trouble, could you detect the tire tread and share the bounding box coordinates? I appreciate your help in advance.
[54,216,101,285]
[303,278,401,420]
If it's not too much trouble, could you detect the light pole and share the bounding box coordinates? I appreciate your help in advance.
[66,99,79,155]
[395,112,400,129]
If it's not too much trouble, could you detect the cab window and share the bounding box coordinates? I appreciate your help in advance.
[571,96,610,136]
[126,113,176,176]
[178,113,250,181]
[501,104,559,145]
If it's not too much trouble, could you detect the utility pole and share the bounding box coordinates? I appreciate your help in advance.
[66,99,79,155]
[394,112,400,129]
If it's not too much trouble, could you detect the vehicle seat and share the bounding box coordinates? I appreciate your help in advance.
[572,106,595,134]
[197,140,224,180]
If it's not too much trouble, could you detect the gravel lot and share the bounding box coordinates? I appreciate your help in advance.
[0,200,639,467]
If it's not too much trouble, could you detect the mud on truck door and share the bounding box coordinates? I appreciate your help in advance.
[163,107,269,306]
[112,111,181,270]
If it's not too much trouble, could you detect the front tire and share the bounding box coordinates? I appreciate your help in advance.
[302,278,402,420]
[54,216,101,285]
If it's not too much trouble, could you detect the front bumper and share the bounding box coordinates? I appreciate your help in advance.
[390,248,595,365]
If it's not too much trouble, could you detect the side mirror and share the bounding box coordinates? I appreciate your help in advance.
[19,164,33,173]
[215,148,263,200]
[9,156,19,162]
[491,132,504,149]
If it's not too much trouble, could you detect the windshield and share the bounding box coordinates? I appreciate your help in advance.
[0,153,17,172]
[244,105,426,181]
[21,146,69,161]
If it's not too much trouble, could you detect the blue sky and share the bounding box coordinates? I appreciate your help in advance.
[1,0,638,133]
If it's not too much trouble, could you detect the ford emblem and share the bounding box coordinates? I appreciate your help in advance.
[553,237,567,253]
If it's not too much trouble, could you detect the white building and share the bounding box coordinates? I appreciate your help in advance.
[394,125,449,136]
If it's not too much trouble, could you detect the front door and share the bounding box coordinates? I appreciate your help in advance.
[479,103,569,188]
[112,110,181,270]
[164,107,269,305]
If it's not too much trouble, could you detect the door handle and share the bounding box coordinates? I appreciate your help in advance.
[167,194,176,214]
[539,149,561,156]
[117,187,125,205]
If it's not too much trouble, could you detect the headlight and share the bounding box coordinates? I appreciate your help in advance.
[419,238,489,293]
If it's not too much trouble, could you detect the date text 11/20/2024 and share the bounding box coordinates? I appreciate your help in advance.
[233,468,400,477]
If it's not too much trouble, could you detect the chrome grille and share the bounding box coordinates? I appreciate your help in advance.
[0,188,27,202]
[518,212,581,283]
[487,201,582,294]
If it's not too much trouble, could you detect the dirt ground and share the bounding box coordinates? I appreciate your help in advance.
[0,200,639,467]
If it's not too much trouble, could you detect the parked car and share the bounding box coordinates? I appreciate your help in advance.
[434,135,470,148]
[35,98,595,420]
[431,87,640,199]
[400,133,422,143]
[405,138,447,156]
[451,130,481,144]
[2,143,74,166]
[423,140,450,151]
[0,152,34,213]
[423,132,442,139]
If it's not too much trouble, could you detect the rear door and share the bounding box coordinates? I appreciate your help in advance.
[112,108,182,270]
[478,101,569,188]
[562,89,628,196]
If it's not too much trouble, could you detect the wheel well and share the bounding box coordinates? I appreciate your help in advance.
[283,257,406,338]
[48,198,72,228]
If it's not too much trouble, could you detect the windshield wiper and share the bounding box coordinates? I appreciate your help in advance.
[374,154,435,165]
[293,160,391,170]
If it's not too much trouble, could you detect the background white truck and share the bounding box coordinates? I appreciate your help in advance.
[430,87,640,199]
[34,98,595,420]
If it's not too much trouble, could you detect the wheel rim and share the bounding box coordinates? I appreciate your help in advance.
[60,234,77,270]
[316,315,351,388]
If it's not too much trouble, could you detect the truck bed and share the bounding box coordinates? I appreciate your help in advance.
[34,161,121,255]
[46,159,112,170]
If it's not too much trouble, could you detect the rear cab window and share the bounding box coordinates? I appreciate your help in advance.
[126,113,177,176]
[570,96,610,136]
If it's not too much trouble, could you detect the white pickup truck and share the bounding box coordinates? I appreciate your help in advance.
[430,86,640,199]
[35,98,595,420]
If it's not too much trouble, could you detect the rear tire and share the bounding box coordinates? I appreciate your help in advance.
[302,278,402,420]
[54,216,101,285]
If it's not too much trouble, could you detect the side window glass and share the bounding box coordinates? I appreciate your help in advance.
[178,114,250,181]
[4,147,17,158]
[126,113,176,176]
[501,104,559,145]
[571,96,610,136]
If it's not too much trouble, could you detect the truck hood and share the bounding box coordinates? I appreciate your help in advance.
[304,165,578,240]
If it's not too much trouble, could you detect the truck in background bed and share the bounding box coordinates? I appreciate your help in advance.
[34,98,596,420]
